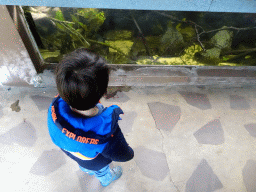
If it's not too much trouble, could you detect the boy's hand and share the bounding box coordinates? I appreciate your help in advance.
[96,103,104,115]
[96,103,122,120]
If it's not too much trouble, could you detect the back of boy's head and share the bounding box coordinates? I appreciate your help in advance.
[55,48,110,110]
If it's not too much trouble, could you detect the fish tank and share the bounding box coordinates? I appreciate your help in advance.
[22,6,256,66]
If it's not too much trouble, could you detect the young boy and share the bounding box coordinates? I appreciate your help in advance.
[47,48,134,187]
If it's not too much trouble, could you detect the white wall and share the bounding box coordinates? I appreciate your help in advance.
[0,5,37,86]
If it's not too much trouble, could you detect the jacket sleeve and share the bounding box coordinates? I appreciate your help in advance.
[101,126,134,162]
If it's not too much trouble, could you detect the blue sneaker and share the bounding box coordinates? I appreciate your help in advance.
[101,166,123,187]
[85,171,94,175]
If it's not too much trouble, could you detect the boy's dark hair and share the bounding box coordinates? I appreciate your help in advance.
[55,48,110,110]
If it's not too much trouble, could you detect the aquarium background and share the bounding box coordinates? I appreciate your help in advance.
[22,6,256,66]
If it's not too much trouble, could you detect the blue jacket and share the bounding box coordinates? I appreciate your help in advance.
[47,96,134,170]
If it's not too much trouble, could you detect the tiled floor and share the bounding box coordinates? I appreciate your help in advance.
[0,85,256,192]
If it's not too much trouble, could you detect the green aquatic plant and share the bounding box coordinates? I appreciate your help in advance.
[75,8,105,35]
[223,56,229,61]
[48,9,127,56]
[176,18,186,32]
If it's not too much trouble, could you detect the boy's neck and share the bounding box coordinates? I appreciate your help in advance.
[70,106,99,117]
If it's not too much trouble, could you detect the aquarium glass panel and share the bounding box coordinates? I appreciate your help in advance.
[22,6,256,66]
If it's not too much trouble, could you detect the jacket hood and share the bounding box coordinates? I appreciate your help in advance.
[47,96,123,157]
